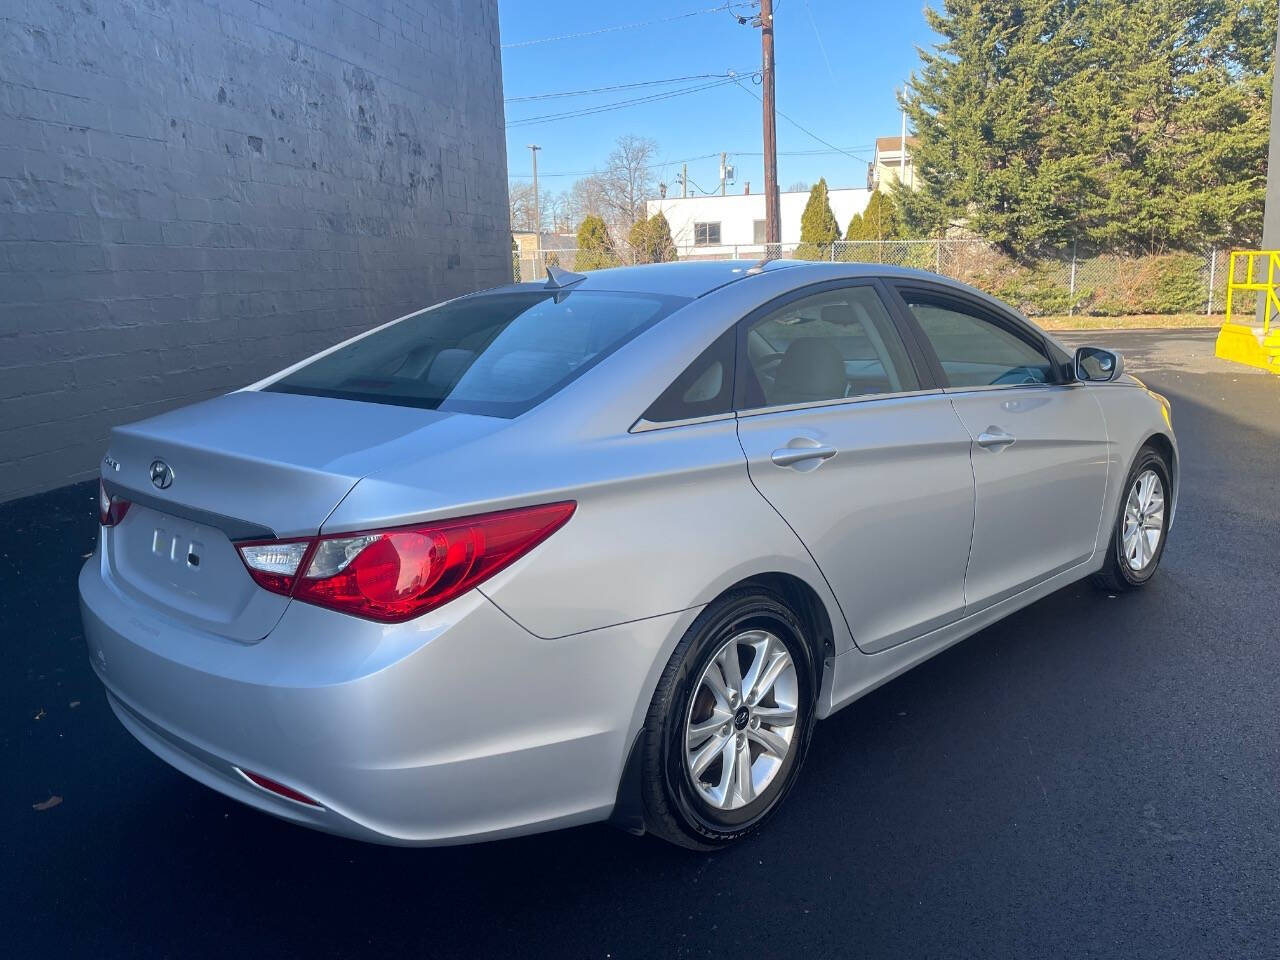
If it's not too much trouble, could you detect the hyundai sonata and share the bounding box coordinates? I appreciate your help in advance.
[80,260,1177,849]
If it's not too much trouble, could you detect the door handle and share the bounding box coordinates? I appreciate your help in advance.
[771,441,838,467]
[976,427,1016,450]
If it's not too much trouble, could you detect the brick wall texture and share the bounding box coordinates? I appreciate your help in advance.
[0,0,510,502]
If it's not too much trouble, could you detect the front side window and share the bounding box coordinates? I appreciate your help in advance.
[903,296,1054,388]
[694,222,721,246]
[266,290,687,418]
[739,285,921,409]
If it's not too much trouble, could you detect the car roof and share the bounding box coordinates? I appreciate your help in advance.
[506,259,802,299]
[489,260,1057,341]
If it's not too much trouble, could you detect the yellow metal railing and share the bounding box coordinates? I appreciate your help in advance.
[1224,250,1280,334]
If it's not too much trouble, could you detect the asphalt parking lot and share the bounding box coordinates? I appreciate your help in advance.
[4,328,1278,959]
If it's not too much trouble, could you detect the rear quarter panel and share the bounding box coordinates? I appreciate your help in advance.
[324,268,860,645]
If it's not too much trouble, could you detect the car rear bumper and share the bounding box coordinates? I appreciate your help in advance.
[79,549,687,845]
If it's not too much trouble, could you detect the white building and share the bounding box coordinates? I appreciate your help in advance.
[645,186,871,257]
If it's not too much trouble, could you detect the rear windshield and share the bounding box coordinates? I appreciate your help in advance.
[265,289,687,418]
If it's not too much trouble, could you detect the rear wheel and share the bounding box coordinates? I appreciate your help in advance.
[1092,446,1171,592]
[639,588,816,850]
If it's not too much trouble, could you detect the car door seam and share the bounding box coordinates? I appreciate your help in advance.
[947,396,979,613]
[1085,386,1114,557]
[731,416,868,655]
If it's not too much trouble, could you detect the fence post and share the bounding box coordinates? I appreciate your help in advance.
[935,239,941,274]
[1206,248,1216,316]
[1068,239,1078,317]
[830,241,835,262]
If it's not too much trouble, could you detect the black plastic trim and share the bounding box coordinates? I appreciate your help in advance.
[101,478,276,542]
[608,729,648,836]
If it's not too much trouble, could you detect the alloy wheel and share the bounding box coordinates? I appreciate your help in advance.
[684,629,799,811]
[1122,468,1165,571]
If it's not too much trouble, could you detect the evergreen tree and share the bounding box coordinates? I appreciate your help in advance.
[797,178,842,259]
[900,0,1275,256]
[846,189,904,241]
[647,212,677,263]
[627,213,677,264]
[575,214,617,270]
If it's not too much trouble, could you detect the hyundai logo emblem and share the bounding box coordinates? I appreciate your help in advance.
[149,459,174,490]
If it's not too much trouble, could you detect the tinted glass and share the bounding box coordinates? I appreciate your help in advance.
[643,327,736,423]
[739,285,920,409]
[267,290,686,418]
[905,298,1054,387]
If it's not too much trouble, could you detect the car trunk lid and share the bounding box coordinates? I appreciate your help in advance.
[100,390,506,641]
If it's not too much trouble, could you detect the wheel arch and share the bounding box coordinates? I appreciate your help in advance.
[1139,430,1178,523]
[609,569,839,838]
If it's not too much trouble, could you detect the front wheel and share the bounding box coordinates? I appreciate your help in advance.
[1092,446,1172,592]
[639,589,817,850]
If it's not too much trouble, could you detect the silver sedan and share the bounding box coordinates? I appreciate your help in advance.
[80,260,1177,849]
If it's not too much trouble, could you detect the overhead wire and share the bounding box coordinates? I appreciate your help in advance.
[506,72,750,103]
[506,75,746,128]
[732,78,871,163]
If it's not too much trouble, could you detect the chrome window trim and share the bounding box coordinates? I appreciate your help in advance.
[630,411,738,433]
[940,381,1062,396]
[735,387,944,419]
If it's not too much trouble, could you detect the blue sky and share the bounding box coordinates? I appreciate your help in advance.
[498,1,938,200]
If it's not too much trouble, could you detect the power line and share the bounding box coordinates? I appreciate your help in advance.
[502,4,734,49]
[506,148,875,182]
[732,79,871,163]
[508,152,724,182]
[506,76,744,128]
[506,70,754,103]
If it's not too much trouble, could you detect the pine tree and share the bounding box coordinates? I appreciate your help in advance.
[796,178,841,259]
[627,217,652,264]
[628,213,678,264]
[575,214,617,270]
[647,212,677,262]
[900,0,1276,256]
[846,189,903,241]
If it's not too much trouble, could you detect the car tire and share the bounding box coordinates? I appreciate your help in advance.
[639,588,817,850]
[1091,445,1172,593]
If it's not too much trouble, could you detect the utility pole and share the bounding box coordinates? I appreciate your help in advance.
[759,0,780,247]
[899,96,907,189]
[527,144,541,255]
[682,162,688,199]
[1260,18,1280,325]
[720,152,727,196]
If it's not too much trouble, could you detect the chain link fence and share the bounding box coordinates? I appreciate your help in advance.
[516,241,1233,318]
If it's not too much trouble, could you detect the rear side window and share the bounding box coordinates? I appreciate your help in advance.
[266,290,687,418]
[642,328,736,423]
[903,296,1055,388]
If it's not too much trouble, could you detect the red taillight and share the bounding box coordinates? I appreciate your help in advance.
[236,768,322,807]
[98,479,131,527]
[235,502,575,623]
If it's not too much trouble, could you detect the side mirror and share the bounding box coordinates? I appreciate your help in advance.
[1074,346,1124,382]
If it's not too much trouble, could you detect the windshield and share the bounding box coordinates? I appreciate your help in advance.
[265,289,687,418]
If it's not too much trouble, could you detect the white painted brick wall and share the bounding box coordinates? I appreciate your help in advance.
[0,0,510,502]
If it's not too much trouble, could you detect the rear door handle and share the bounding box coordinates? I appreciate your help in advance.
[976,427,1016,450]
[771,441,838,467]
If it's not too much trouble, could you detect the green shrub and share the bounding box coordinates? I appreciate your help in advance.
[575,214,618,271]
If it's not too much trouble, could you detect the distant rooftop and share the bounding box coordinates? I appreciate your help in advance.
[876,136,920,152]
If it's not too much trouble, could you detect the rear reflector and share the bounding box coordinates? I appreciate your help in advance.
[235,767,322,808]
[235,501,576,623]
[98,479,131,527]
